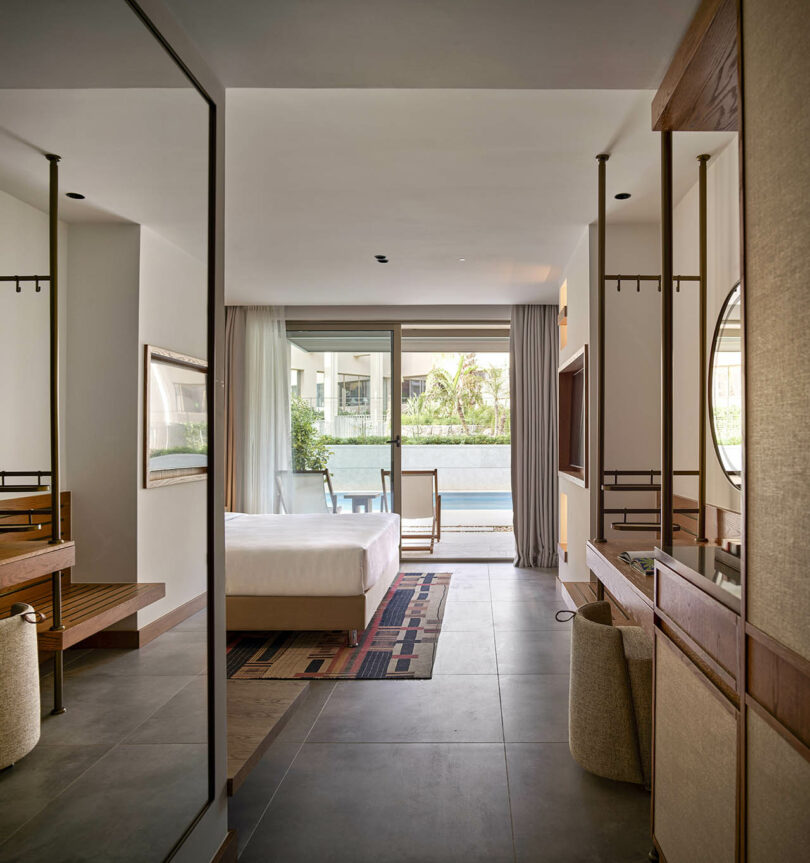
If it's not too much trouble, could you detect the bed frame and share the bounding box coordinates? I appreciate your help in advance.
[225,553,400,647]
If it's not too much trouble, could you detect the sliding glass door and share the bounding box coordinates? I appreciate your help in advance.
[285,324,401,516]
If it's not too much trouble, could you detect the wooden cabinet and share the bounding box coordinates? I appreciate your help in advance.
[653,633,737,863]
[652,555,741,862]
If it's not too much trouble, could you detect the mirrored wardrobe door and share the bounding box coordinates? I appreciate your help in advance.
[0,2,212,860]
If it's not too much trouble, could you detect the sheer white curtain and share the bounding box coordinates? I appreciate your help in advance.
[241,306,291,514]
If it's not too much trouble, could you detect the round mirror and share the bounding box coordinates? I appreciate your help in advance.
[709,283,742,489]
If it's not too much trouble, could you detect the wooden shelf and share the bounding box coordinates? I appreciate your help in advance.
[0,540,75,591]
[227,679,309,796]
[0,578,164,650]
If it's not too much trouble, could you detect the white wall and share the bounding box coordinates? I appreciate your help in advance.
[599,223,663,545]
[673,138,741,514]
[65,224,141,584]
[560,222,672,581]
[0,190,68,497]
[137,227,207,626]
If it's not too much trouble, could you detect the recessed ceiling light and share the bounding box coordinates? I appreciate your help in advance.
[615,192,631,200]
[66,192,85,199]
[459,258,466,262]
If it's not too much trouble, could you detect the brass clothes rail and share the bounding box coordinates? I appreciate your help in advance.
[1,154,66,714]
[593,151,710,544]
[606,275,700,291]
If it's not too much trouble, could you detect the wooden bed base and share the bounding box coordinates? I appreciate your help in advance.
[226,554,399,644]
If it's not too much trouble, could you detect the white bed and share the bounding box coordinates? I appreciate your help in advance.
[225,512,401,643]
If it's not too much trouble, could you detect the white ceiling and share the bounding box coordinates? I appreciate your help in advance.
[0,1,188,88]
[0,0,735,308]
[164,0,701,90]
[0,90,208,260]
[225,89,734,306]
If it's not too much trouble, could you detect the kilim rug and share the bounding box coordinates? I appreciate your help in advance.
[226,571,451,680]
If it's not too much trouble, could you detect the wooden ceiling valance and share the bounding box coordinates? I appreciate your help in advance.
[652,0,739,132]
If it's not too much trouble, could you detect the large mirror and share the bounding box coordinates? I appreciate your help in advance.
[0,2,212,860]
[709,283,742,490]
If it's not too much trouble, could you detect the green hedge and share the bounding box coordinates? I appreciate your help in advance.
[150,446,207,457]
[321,435,510,446]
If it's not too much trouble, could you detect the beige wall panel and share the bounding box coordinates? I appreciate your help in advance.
[746,708,810,862]
[654,636,736,863]
[743,0,810,660]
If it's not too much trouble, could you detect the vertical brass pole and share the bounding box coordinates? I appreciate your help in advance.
[46,154,66,715]
[595,154,609,543]
[697,155,710,542]
[660,133,674,547]
[47,154,61,546]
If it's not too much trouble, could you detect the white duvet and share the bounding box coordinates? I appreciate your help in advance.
[225,512,400,597]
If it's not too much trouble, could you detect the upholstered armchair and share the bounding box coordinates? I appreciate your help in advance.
[567,600,653,786]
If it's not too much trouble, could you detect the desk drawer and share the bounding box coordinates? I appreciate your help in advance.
[655,562,739,683]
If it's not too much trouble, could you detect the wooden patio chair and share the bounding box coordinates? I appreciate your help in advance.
[381,469,442,552]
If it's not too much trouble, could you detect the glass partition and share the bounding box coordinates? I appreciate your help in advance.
[286,328,398,514]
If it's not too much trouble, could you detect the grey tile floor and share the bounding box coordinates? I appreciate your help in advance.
[0,610,209,862]
[402,529,516,560]
[230,563,652,862]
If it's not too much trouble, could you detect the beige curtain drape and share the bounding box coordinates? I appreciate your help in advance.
[510,304,558,568]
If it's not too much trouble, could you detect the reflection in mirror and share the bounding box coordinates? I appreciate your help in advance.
[0,2,210,861]
[709,283,742,490]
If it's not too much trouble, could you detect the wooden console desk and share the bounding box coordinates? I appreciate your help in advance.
[585,540,655,636]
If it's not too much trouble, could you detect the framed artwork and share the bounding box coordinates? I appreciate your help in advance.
[144,345,208,488]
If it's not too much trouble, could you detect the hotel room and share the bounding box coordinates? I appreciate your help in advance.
[0,1,808,861]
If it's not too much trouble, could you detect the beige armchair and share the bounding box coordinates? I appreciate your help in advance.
[566,600,652,786]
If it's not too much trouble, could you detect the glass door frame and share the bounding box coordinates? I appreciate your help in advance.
[285,320,402,518]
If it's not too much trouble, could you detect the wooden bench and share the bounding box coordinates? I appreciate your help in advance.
[0,575,165,651]
[0,492,164,654]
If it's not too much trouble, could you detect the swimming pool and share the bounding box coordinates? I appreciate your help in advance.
[334,491,512,512]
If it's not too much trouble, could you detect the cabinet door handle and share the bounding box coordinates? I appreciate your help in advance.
[386,435,401,447]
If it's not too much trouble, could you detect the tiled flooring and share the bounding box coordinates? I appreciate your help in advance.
[403,528,516,559]
[229,563,652,862]
[0,612,209,862]
[400,510,516,559]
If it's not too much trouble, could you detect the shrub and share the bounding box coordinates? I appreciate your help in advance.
[321,434,510,446]
[291,396,333,470]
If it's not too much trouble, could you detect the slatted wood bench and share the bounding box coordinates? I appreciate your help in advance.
[0,575,165,651]
[0,492,165,652]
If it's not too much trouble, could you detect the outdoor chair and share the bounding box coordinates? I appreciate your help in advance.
[277,469,339,514]
[381,469,442,553]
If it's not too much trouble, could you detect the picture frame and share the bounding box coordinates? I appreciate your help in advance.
[144,345,208,488]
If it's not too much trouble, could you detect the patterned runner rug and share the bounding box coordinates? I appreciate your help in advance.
[226,571,451,680]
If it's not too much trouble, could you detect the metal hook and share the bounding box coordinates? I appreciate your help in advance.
[636,277,641,292]
[15,276,21,293]
[676,276,681,293]
[657,276,662,293]
[616,275,621,292]
[35,278,41,293]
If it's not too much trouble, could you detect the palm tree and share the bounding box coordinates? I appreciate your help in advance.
[427,353,482,434]
[482,366,508,435]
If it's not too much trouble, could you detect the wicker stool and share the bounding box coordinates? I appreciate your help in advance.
[0,603,41,769]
